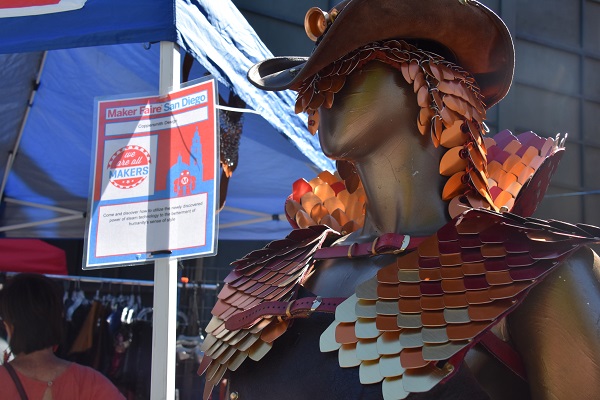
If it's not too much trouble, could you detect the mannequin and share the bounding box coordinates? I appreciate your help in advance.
[306,62,448,300]
[219,60,492,400]
[199,1,600,399]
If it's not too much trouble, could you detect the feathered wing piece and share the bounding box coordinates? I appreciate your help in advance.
[284,169,366,233]
[482,130,565,217]
[284,130,565,233]
[197,225,339,400]
[319,208,600,400]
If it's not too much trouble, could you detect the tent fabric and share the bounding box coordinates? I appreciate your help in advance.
[0,0,87,19]
[0,0,176,53]
[0,0,334,240]
[0,239,67,275]
[176,1,329,172]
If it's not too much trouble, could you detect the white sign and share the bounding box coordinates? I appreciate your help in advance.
[84,78,218,268]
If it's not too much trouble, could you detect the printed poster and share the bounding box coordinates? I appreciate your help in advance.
[84,78,218,268]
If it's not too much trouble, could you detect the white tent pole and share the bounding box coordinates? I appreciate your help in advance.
[220,216,274,229]
[0,214,83,232]
[0,197,85,232]
[4,197,83,215]
[220,206,286,229]
[150,41,181,400]
[223,205,276,217]
[0,51,47,201]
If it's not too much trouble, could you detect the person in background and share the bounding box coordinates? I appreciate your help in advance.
[0,273,125,400]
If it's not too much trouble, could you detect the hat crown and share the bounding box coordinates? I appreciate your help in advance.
[248,0,514,109]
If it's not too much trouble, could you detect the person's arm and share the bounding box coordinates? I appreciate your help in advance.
[508,246,600,400]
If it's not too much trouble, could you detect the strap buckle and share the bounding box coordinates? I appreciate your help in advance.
[310,296,323,314]
[392,235,411,254]
[346,243,357,258]
[371,236,380,255]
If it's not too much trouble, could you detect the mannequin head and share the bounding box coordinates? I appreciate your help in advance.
[248,0,515,223]
[319,61,424,161]
[317,60,449,234]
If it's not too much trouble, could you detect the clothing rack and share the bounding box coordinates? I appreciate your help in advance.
[3,272,218,291]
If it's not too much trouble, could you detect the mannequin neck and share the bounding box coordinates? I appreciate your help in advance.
[352,130,449,237]
[317,61,450,237]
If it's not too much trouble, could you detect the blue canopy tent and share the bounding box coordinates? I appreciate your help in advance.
[0,1,337,397]
[0,0,334,242]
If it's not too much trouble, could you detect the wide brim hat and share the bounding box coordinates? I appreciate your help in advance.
[248,0,514,109]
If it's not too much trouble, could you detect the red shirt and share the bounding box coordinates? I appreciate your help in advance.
[0,362,125,399]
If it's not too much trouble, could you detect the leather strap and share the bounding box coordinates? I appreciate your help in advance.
[3,363,29,400]
[225,296,346,331]
[313,233,425,259]
[479,330,527,382]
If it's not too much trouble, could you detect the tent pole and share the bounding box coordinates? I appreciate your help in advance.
[0,214,83,233]
[0,52,47,201]
[0,197,85,233]
[4,272,218,291]
[4,197,83,215]
[220,206,286,229]
[151,258,178,399]
[150,41,181,400]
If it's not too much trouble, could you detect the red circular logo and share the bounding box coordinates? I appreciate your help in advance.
[107,145,151,189]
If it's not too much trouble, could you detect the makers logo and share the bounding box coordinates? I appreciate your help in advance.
[107,145,151,189]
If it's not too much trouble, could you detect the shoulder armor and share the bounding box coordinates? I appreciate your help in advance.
[320,208,600,399]
[198,225,339,399]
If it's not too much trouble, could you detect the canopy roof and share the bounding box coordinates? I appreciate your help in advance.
[0,0,333,240]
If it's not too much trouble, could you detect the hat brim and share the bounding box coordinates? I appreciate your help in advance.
[247,0,514,109]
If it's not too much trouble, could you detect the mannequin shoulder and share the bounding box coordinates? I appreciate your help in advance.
[508,245,600,400]
[565,245,600,276]
[509,245,600,335]
[516,245,600,309]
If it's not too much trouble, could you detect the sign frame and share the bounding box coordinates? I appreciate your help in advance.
[84,75,219,269]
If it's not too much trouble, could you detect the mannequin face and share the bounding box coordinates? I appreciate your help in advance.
[318,61,422,161]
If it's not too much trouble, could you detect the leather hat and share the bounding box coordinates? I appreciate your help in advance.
[248,0,514,109]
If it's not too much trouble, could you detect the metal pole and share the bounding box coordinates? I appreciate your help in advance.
[0,52,47,200]
[151,258,179,400]
[150,41,181,400]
